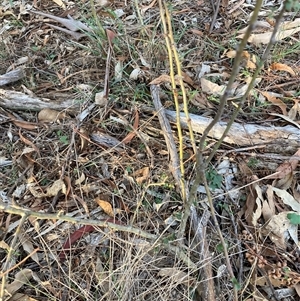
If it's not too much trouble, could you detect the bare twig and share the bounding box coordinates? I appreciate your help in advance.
[0,202,158,240]
[209,0,221,33]
[188,1,265,300]
[194,210,216,301]
[150,85,181,188]
[205,6,287,165]
[163,3,197,154]
[188,6,288,292]
[158,0,185,188]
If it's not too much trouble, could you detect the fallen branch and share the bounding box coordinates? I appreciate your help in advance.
[0,89,80,111]
[0,201,198,269]
[1,89,298,150]
[150,85,182,191]
[165,110,300,148]
[0,68,25,86]
[0,202,157,240]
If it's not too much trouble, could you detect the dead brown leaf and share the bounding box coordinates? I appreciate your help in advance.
[18,229,39,264]
[273,170,294,190]
[263,185,276,221]
[28,179,66,198]
[133,167,150,184]
[11,119,40,130]
[19,130,40,156]
[78,128,89,151]
[237,24,300,45]
[288,99,300,120]
[122,110,139,144]
[260,91,287,115]
[95,198,114,217]
[141,0,157,15]
[5,269,33,296]
[51,0,66,8]
[295,283,300,297]
[244,176,259,226]
[252,185,263,227]
[261,212,294,248]
[269,149,300,179]
[190,28,203,36]
[271,162,293,179]
[201,78,226,96]
[270,62,296,77]
[149,74,171,85]
[180,71,196,87]
[9,293,39,301]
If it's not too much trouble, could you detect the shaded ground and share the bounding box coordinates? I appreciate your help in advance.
[0,0,300,300]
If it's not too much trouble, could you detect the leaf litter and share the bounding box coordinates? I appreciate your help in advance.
[0,0,300,301]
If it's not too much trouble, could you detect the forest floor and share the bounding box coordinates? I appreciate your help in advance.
[0,0,300,301]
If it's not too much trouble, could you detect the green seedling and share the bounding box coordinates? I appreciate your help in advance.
[56,130,69,145]
[216,240,229,253]
[231,277,241,291]
[287,213,300,225]
[205,167,222,190]
[247,157,259,168]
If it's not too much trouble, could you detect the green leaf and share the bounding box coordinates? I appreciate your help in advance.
[216,240,229,253]
[216,243,224,253]
[287,213,300,225]
[205,168,222,190]
[231,277,241,290]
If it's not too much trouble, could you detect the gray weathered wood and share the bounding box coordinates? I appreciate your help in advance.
[165,110,300,148]
[0,89,80,111]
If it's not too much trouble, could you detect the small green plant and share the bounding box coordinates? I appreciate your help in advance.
[241,68,253,77]
[287,213,300,224]
[56,130,69,145]
[162,233,176,244]
[247,157,259,168]
[138,143,146,151]
[154,197,162,205]
[46,53,56,61]
[283,266,291,276]
[205,167,222,190]
[217,202,232,213]
[285,0,300,10]
[30,45,41,52]
[216,240,229,253]
[207,95,220,103]
[272,41,300,61]
[174,211,182,220]
[142,199,152,210]
[126,165,132,173]
[231,277,241,291]
[40,178,51,186]
[7,168,18,186]
[10,19,23,28]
